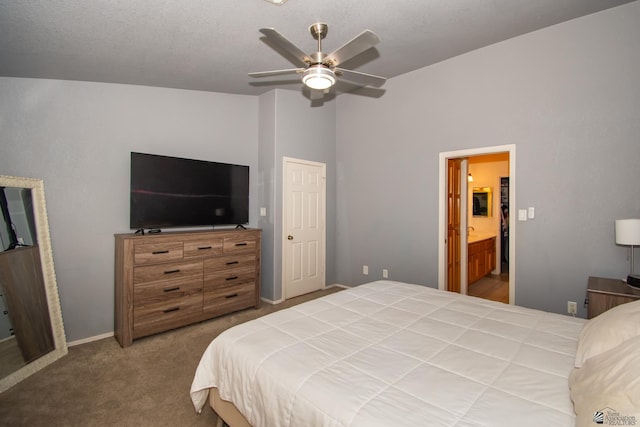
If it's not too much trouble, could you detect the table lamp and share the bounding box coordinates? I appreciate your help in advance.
[615,219,640,288]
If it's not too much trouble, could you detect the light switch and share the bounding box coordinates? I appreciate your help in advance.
[260,207,267,217]
[528,207,535,219]
[518,209,527,221]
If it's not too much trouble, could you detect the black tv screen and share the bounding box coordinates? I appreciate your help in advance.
[130,152,249,230]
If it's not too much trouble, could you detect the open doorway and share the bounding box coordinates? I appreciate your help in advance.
[466,156,509,303]
[438,145,515,305]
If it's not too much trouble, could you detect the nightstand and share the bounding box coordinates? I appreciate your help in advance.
[587,276,640,319]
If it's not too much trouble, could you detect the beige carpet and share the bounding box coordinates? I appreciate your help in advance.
[0,286,343,427]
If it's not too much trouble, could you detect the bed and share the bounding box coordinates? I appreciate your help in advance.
[190,280,640,426]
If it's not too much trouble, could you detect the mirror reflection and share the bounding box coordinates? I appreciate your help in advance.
[0,176,67,392]
[0,187,54,378]
[472,187,493,217]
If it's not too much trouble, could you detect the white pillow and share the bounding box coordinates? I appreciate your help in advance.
[574,299,640,367]
[569,335,640,427]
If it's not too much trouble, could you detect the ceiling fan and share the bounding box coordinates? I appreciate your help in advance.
[249,23,386,99]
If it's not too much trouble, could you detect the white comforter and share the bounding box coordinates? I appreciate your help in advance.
[191,280,585,426]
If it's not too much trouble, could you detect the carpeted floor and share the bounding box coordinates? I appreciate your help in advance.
[0,286,343,427]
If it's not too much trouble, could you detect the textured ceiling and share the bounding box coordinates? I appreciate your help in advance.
[0,0,635,97]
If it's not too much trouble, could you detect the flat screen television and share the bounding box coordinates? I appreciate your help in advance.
[130,152,249,230]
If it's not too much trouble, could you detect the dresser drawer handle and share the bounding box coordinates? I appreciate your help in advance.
[234,242,248,247]
[163,307,180,313]
[152,250,169,255]
[198,246,212,250]
[163,287,180,293]
[225,293,239,299]
[226,276,239,281]
[226,261,239,265]
[164,269,181,275]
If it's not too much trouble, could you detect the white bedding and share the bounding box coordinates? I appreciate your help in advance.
[191,280,586,426]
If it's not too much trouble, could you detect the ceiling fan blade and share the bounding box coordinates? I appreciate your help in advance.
[325,30,380,67]
[335,68,386,88]
[248,68,304,78]
[259,28,310,67]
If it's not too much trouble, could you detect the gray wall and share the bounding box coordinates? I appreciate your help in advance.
[335,2,640,317]
[0,2,638,342]
[0,78,259,342]
[257,91,277,301]
[258,90,337,301]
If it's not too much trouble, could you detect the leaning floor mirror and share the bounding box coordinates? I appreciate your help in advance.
[0,175,67,393]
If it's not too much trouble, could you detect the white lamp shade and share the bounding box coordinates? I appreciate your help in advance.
[615,219,640,245]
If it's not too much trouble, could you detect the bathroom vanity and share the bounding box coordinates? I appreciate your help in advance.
[468,235,496,285]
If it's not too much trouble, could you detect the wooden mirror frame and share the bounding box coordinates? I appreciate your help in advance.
[472,186,493,218]
[0,175,67,393]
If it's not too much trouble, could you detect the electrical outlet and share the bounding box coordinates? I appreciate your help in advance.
[567,301,577,315]
[363,265,368,275]
[382,269,388,278]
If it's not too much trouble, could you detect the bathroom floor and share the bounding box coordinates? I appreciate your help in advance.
[468,272,509,304]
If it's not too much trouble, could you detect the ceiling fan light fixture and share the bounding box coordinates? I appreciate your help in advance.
[302,65,335,90]
[263,0,288,4]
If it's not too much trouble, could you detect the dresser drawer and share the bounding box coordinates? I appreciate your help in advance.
[204,266,255,289]
[133,260,202,285]
[204,254,255,273]
[184,238,223,258]
[133,292,203,339]
[133,277,203,307]
[203,282,256,318]
[134,241,184,265]
[223,237,257,254]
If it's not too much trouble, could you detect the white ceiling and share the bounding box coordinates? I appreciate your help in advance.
[0,0,635,97]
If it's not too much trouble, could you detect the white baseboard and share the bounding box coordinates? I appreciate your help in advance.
[260,283,349,305]
[67,331,114,347]
[260,296,282,305]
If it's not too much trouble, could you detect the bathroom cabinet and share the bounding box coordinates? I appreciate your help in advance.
[468,237,496,285]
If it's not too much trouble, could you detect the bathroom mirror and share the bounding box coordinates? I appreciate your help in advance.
[472,187,492,217]
[0,175,67,393]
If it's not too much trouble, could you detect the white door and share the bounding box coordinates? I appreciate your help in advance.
[283,157,326,299]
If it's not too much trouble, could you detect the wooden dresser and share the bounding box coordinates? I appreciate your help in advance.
[114,228,261,347]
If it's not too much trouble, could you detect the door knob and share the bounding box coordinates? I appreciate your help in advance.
[287,235,294,240]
